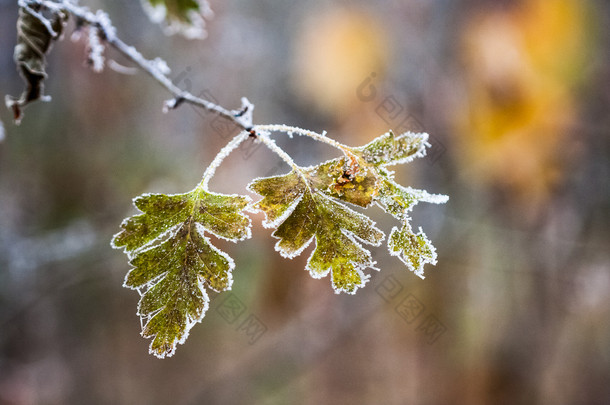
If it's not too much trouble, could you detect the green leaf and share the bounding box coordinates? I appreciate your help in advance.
[248,171,384,294]
[354,130,429,166]
[298,131,448,278]
[307,155,447,220]
[373,168,449,220]
[112,188,251,358]
[5,5,67,124]
[388,222,438,279]
[140,0,212,39]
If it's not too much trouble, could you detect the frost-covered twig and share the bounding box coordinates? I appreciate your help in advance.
[22,0,254,131]
[255,124,351,155]
[17,0,360,165]
[255,130,313,186]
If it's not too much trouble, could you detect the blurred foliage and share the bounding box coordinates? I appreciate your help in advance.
[454,0,595,213]
[291,7,389,118]
[141,0,212,39]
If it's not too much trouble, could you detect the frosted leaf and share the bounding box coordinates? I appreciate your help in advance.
[248,170,384,294]
[112,187,251,358]
[300,130,448,276]
[355,130,429,166]
[0,120,5,142]
[374,170,448,220]
[388,223,438,279]
[6,5,67,124]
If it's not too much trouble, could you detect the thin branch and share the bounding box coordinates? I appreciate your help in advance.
[26,0,254,131]
[255,131,312,187]
[21,1,354,168]
[255,124,350,153]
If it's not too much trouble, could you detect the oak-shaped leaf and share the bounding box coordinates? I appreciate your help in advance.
[140,0,213,39]
[112,188,251,358]
[248,172,384,294]
[6,4,67,124]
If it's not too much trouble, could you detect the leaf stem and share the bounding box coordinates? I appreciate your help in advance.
[199,131,250,189]
[255,131,312,186]
[254,124,350,153]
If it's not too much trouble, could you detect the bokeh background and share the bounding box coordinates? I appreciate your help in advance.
[1,0,609,404]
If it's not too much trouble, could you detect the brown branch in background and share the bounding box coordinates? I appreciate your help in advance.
[16,0,254,132]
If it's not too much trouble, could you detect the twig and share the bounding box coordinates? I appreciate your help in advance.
[20,1,354,171]
[24,0,254,132]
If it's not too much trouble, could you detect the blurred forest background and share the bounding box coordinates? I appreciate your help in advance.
[1,0,609,404]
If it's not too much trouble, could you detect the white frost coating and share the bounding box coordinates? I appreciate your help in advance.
[140,0,165,23]
[201,131,249,189]
[162,97,179,113]
[87,26,105,72]
[392,131,429,165]
[397,184,449,206]
[238,97,254,129]
[319,193,385,246]
[246,188,303,229]
[95,10,116,38]
[304,216,380,294]
[410,188,450,205]
[254,124,348,152]
[332,267,370,295]
[199,0,214,19]
[151,57,171,75]
[357,131,430,166]
[134,275,172,317]
[124,267,169,293]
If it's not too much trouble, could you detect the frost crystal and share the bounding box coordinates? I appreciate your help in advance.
[152,57,171,75]
[86,26,105,72]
